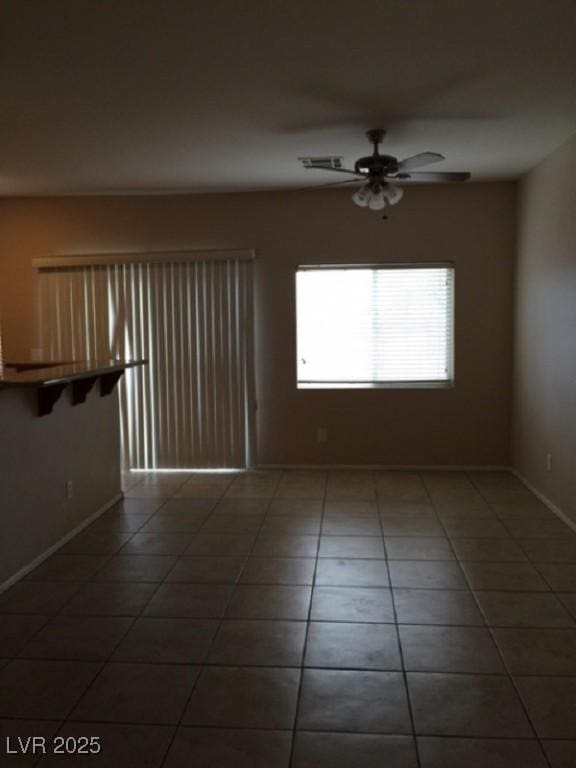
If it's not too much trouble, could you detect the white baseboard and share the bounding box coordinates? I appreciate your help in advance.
[257,463,513,471]
[0,492,124,595]
[512,470,576,535]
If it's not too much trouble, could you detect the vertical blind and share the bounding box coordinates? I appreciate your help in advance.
[37,255,255,469]
[296,265,454,386]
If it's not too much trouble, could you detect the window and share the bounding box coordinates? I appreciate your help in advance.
[296,264,454,388]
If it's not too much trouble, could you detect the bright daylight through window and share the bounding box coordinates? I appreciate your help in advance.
[296,265,454,388]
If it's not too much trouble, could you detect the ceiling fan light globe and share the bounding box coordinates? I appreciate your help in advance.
[368,192,386,210]
[352,185,370,207]
[383,184,404,205]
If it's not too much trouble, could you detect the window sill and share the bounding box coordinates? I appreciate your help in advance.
[297,381,454,390]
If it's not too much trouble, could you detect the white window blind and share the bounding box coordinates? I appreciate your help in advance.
[296,265,454,387]
[37,254,255,469]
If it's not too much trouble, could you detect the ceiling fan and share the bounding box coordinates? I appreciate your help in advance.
[300,128,471,210]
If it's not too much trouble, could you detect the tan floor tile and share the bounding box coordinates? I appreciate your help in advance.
[183,667,300,728]
[94,555,178,583]
[519,538,576,563]
[0,659,101,719]
[318,536,385,559]
[393,588,485,626]
[0,615,49,657]
[380,517,445,537]
[200,515,263,535]
[491,500,554,519]
[321,517,382,536]
[315,558,389,587]
[297,669,411,733]
[542,740,576,768]
[515,676,576,738]
[60,531,133,555]
[324,501,378,517]
[417,736,547,768]
[260,516,321,535]
[240,557,315,585]
[185,533,256,557]
[207,620,306,666]
[493,628,576,674]
[451,537,527,562]
[225,471,282,498]
[41,723,175,768]
[310,586,394,623]
[385,537,455,561]
[61,582,158,617]
[475,591,575,627]
[267,499,323,516]
[326,471,376,501]
[304,622,401,670]
[275,471,327,499]
[156,498,215,515]
[71,662,199,724]
[139,514,206,534]
[461,562,550,591]
[399,625,504,673]
[113,617,218,663]
[435,502,495,520]
[504,518,573,539]
[559,592,576,619]
[536,563,576,591]
[144,584,234,618]
[293,733,417,768]
[164,727,291,768]
[252,535,318,558]
[213,498,270,515]
[225,585,311,620]
[379,502,436,516]
[374,471,428,503]
[388,561,467,589]
[0,581,82,615]
[18,616,132,661]
[407,672,532,737]
[25,555,108,582]
[441,519,510,538]
[166,556,245,584]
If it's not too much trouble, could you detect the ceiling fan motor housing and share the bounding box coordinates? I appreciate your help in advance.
[354,154,399,177]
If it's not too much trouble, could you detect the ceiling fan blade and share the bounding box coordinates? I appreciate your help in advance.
[396,152,445,172]
[289,178,364,192]
[392,171,471,183]
[304,166,364,177]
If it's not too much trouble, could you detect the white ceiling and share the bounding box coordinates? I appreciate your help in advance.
[1,0,576,195]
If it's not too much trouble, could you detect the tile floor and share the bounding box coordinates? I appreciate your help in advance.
[1,469,576,766]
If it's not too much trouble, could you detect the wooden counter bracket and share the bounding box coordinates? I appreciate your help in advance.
[38,383,68,417]
[38,370,126,416]
[71,376,98,405]
[100,370,124,397]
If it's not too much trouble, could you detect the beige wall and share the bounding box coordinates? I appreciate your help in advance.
[0,184,516,466]
[0,386,121,587]
[514,134,576,522]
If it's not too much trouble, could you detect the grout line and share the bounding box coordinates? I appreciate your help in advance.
[466,471,554,768]
[156,470,280,768]
[382,470,422,768]
[287,470,327,768]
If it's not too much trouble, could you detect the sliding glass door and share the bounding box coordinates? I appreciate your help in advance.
[37,253,255,469]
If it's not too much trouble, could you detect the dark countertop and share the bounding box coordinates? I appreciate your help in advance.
[0,359,145,388]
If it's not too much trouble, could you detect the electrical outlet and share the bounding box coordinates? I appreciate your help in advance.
[317,427,328,443]
[546,453,553,472]
[65,480,74,500]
